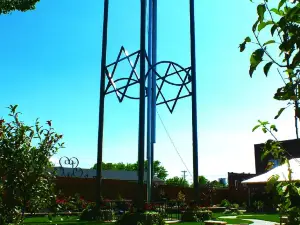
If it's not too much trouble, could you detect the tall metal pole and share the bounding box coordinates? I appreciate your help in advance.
[138,0,147,209]
[96,0,109,206]
[146,0,153,203]
[151,0,157,189]
[189,0,199,202]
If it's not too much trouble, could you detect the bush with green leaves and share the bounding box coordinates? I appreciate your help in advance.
[117,211,165,225]
[224,208,243,215]
[0,105,64,224]
[253,200,264,213]
[80,203,114,222]
[181,209,212,222]
[220,199,230,208]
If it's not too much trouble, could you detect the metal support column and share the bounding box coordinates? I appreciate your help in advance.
[189,0,199,202]
[147,0,153,203]
[151,0,157,189]
[138,0,147,209]
[96,0,109,206]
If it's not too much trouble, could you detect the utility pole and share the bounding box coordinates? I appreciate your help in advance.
[182,170,187,182]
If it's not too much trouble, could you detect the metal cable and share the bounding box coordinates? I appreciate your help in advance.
[156,111,193,178]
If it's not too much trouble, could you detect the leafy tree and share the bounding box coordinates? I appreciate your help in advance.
[240,0,300,137]
[91,160,168,180]
[165,176,189,187]
[0,105,64,224]
[0,0,40,15]
[198,175,209,186]
[242,1,300,223]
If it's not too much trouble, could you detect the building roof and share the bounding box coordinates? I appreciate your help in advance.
[53,167,164,183]
[242,158,300,184]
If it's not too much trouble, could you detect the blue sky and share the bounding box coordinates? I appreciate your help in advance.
[0,0,297,183]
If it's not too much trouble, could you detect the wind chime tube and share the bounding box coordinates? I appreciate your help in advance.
[151,0,157,186]
[138,0,147,208]
[146,0,153,203]
[189,0,199,202]
[96,0,109,206]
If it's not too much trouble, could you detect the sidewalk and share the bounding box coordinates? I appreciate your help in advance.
[219,216,275,225]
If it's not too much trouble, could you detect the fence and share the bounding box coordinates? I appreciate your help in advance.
[54,177,249,205]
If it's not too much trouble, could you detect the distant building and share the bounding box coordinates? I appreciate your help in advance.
[228,172,256,189]
[254,138,300,174]
[53,167,165,185]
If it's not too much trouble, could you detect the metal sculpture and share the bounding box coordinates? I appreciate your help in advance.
[96,0,199,205]
[56,156,85,178]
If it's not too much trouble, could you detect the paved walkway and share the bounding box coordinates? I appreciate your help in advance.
[219,216,275,225]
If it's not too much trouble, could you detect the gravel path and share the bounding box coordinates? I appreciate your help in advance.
[219,216,275,225]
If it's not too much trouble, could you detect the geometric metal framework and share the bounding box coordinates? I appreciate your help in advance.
[104,46,192,113]
[96,0,199,207]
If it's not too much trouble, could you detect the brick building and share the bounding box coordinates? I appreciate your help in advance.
[254,138,300,174]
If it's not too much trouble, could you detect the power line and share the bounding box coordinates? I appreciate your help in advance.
[156,111,193,178]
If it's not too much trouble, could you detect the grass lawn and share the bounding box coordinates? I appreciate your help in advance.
[24,216,114,225]
[181,219,253,225]
[23,212,279,224]
[238,214,280,223]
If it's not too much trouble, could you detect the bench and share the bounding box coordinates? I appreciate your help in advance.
[204,220,227,225]
[280,216,288,224]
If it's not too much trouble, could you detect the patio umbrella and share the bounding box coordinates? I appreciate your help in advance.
[242,158,300,184]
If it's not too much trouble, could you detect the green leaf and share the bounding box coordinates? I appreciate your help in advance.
[278,0,286,10]
[252,20,259,32]
[257,4,266,22]
[258,21,273,31]
[249,49,265,77]
[239,37,251,52]
[271,24,278,36]
[263,40,275,46]
[239,42,246,52]
[263,62,273,76]
[270,8,284,16]
[262,128,267,133]
[270,124,278,132]
[252,125,261,132]
[275,108,286,119]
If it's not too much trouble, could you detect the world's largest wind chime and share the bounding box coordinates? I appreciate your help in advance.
[95,0,199,205]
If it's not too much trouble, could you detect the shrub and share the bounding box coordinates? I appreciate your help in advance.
[241,202,247,209]
[177,191,185,203]
[80,203,114,221]
[224,208,243,215]
[220,199,230,208]
[181,209,212,222]
[231,203,239,209]
[117,211,165,225]
[253,200,264,212]
[0,105,64,224]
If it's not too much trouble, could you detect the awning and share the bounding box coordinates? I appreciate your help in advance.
[242,158,300,184]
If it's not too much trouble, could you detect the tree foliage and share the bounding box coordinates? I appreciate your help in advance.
[240,0,300,137]
[91,160,168,180]
[0,105,64,224]
[198,175,209,186]
[253,121,300,224]
[165,176,189,187]
[0,0,40,14]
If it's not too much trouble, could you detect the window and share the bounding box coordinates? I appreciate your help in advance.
[268,159,280,169]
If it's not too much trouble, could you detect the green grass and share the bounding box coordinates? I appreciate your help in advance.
[238,214,281,223]
[23,212,280,224]
[23,216,114,225]
[180,220,253,225]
